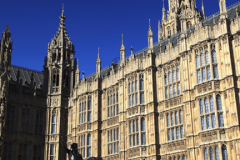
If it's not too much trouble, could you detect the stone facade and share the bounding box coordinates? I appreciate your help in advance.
[0,0,240,160]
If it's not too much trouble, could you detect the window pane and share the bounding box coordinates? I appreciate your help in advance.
[141,118,145,131]
[169,72,171,84]
[168,129,171,141]
[212,50,217,63]
[129,96,131,107]
[182,155,185,160]
[179,110,183,124]
[206,115,210,129]
[211,114,216,128]
[197,70,201,83]
[117,128,119,140]
[201,54,205,66]
[171,113,174,126]
[133,135,135,146]
[140,79,144,90]
[177,83,181,95]
[205,98,209,113]
[165,74,168,85]
[87,147,91,157]
[140,92,144,104]
[207,66,211,80]
[88,112,91,122]
[141,133,146,145]
[196,56,200,68]
[165,87,168,99]
[180,126,184,138]
[215,146,220,160]
[173,84,176,96]
[176,127,179,139]
[171,128,175,140]
[133,120,135,133]
[132,94,135,106]
[129,135,132,147]
[50,145,54,155]
[204,148,208,160]
[175,112,178,125]
[218,113,224,127]
[132,82,134,93]
[210,97,214,112]
[117,142,119,153]
[135,93,138,105]
[167,114,170,127]
[205,52,209,64]
[87,134,91,145]
[135,81,138,91]
[222,145,228,160]
[201,117,206,130]
[172,71,176,82]
[202,68,206,82]
[213,65,219,78]
[200,99,204,114]
[177,69,180,81]
[137,134,139,145]
[169,86,172,98]
[136,119,139,132]
[178,156,181,160]
[88,101,92,110]
[129,83,131,93]
[210,147,214,160]
[216,95,222,110]
[129,121,132,134]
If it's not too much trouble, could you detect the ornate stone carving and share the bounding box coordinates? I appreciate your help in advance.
[140,106,145,113]
[214,81,220,89]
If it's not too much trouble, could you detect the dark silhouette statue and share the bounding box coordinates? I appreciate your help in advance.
[61,136,98,160]
[61,137,83,160]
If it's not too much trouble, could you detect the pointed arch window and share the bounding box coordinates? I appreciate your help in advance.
[141,117,146,145]
[216,95,224,127]
[108,88,119,118]
[140,75,144,104]
[79,98,87,124]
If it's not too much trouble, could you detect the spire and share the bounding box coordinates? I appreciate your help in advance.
[148,19,153,36]
[158,20,162,42]
[219,0,227,18]
[120,34,125,64]
[59,4,66,29]
[96,47,101,62]
[96,48,101,77]
[162,0,166,20]
[202,0,205,19]
[131,46,133,55]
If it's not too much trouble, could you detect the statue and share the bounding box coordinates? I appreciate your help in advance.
[61,136,83,160]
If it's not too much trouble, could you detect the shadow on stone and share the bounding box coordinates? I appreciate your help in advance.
[87,158,98,160]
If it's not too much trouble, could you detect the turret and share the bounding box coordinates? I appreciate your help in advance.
[158,20,163,42]
[219,0,227,19]
[202,0,205,19]
[147,19,153,54]
[162,0,166,21]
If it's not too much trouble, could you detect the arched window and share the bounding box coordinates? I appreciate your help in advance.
[168,72,171,84]
[140,75,144,104]
[210,147,214,160]
[179,110,183,124]
[216,95,222,111]
[169,157,172,160]
[200,99,204,114]
[141,118,146,145]
[175,111,178,125]
[176,69,180,81]
[171,112,174,126]
[172,70,176,82]
[178,156,181,160]
[196,55,200,68]
[174,156,176,160]
[167,113,170,127]
[87,134,91,157]
[165,74,168,85]
[222,145,228,160]
[182,155,185,160]
[52,114,56,134]
[215,146,220,160]
[201,54,205,66]
[205,52,209,64]
[204,98,209,113]
[204,148,208,160]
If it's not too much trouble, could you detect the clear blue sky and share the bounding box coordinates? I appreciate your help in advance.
[0,0,239,76]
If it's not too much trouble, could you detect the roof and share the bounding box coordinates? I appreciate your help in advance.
[83,2,240,82]
[10,65,44,89]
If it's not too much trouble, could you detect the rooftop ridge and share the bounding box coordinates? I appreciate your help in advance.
[11,64,43,74]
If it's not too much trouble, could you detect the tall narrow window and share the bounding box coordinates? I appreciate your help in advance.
[204,148,208,160]
[197,70,201,83]
[222,145,228,160]
[172,70,176,82]
[52,114,56,134]
[215,146,220,160]
[179,110,183,124]
[50,144,54,160]
[212,50,217,63]
[210,147,214,160]
[177,83,181,95]
[205,52,209,64]
[171,112,174,126]
[140,75,144,104]
[88,96,92,122]
[165,87,168,99]
[169,72,171,84]
[196,55,200,68]
[165,74,168,85]
[167,114,170,127]
[141,118,146,145]
[176,69,180,81]
[87,134,91,157]
[213,65,219,78]
[175,111,178,125]
[201,54,205,66]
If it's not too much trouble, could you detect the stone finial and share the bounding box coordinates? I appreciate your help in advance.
[131,46,133,55]
[82,71,85,79]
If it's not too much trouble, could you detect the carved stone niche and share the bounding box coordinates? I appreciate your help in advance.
[87,124,91,130]
[208,82,212,90]
[141,147,147,156]
[214,81,220,90]
[140,106,145,113]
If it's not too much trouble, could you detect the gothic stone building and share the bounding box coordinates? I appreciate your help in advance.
[0,0,240,160]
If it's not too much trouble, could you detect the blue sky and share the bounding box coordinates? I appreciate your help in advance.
[0,0,239,76]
